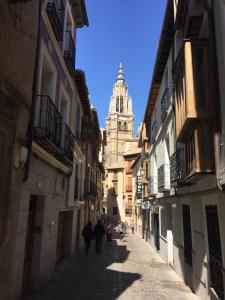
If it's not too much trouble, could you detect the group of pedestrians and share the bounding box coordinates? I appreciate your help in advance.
[82,219,135,256]
[82,220,112,256]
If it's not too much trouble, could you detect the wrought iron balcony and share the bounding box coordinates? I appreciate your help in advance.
[170,150,186,186]
[81,124,92,140]
[64,31,75,74]
[158,164,170,192]
[60,123,74,164]
[46,0,64,41]
[161,88,170,122]
[148,176,158,195]
[34,95,62,154]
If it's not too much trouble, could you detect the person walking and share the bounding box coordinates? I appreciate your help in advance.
[94,220,105,253]
[82,221,93,256]
[106,222,112,242]
[130,220,135,234]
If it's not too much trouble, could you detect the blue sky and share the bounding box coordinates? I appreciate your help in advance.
[76,0,167,134]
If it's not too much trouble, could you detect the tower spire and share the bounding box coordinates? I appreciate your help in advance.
[116,62,125,83]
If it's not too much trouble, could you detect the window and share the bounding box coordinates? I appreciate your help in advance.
[46,0,64,41]
[124,122,127,130]
[116,96,119,112]
[120,96,123,113]
[126,160,132,172]
[127,195,132,208]
[127,177,132,187]
[40,54,56,100]
[165,67,168,90]
[193,46,208,114]
[125,209,132,217]
[76,104,81,138]
[60,94,69,124]
[113,182,118,195]
[145,163,149,179]
[185,132,195,175]
[113,207,118,215]
[118,121,121,130]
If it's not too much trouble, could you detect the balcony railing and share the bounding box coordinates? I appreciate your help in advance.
[175,0,204,37]
[60,123,74,164]
[148,176,158,195]
[34,95,62,153]
[64,31,75,74]
[81,124,92,140]
[161,88,170,122]
[46,0,64,41]
[158,164,170,192]
[170,150,186,186]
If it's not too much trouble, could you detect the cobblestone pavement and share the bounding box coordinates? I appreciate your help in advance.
[25,234,200,300]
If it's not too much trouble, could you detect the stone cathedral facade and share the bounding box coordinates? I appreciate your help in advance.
[104,64,139,223]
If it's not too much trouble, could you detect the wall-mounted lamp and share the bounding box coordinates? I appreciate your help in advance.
[37,180,42,189]
[49,220,55,232]
[14,146,28,169]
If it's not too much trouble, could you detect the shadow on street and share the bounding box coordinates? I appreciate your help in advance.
[24,237,141,300]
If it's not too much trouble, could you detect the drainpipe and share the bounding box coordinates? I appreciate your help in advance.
[23,0,42,182]
[204,0,222,189]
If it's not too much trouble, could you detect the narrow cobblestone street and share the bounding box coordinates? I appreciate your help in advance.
[25,234,200,300]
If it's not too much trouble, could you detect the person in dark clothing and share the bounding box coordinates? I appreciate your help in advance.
[94,220,105,253]
[106,222,112,242]
[82,221,93,256]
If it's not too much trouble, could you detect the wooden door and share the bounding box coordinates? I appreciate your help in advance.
[206,205,224,300]
[56,212,65,262]
[154,213,160,250]
[76,210,81,255]
[0,116,13,246]
[22,196,37,294]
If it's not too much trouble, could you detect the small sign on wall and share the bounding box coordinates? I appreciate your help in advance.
[136,176,143,199]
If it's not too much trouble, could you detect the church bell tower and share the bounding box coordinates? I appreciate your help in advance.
[105,63,134,168]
